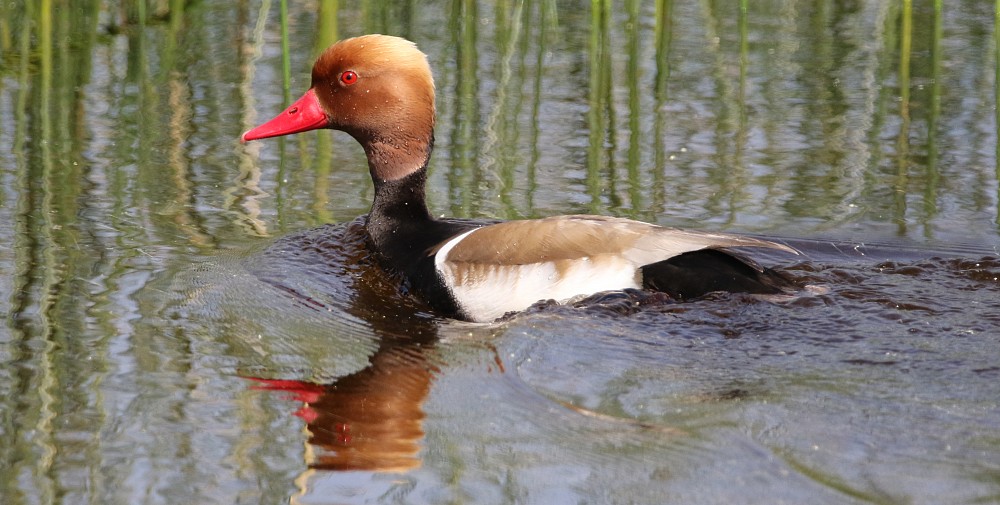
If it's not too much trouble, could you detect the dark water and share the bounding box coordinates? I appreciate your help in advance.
[3,1,1000,504]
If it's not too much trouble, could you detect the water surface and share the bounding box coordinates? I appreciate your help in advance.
[2,1,999,504]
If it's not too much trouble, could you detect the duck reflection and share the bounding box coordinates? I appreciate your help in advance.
[247,221,451,473]
[250,335,435,472]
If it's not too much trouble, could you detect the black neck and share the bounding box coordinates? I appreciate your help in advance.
[365,166,440,275]
[362,143,473,318]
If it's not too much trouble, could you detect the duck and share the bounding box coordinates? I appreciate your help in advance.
[242,34,797,323]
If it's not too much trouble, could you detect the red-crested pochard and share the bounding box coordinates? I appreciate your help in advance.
[242,34,797,322]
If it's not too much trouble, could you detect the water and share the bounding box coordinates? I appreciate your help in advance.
[2,1,1000,504]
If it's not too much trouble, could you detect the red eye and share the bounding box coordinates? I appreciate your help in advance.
[340,70,358,86]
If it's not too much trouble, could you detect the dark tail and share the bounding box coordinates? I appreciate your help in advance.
[641,249,796,300]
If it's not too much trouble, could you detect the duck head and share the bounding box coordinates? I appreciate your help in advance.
[242,34,436,183]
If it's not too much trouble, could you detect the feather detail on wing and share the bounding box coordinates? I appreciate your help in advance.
[438,215,796,269]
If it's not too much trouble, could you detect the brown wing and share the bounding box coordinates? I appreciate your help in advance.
[441,215,796,267]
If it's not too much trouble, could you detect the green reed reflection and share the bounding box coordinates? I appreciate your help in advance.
[446,0,481,218]
[895,0,912,234]
[652,0,673,216]
[231,0,272,236]
[587,0,615,213]
[488,0,522,218]
[1,2,999,502]
[625,0,642,217]
[2,0,993,242]
[924,0,942,235]
[279,0,291,105]
[308,0,340,224]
